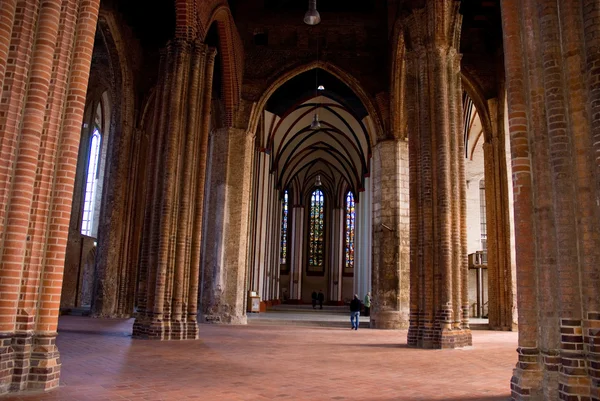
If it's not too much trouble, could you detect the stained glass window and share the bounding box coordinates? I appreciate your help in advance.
[344,191,355,272]
[280,190,289,264]
[81,129,101,236]
[308,189,325,269]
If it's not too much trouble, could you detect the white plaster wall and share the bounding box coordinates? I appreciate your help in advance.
[464,142,485,255]
[354,175,372,300]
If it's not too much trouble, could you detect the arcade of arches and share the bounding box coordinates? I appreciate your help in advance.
[0,0,599,400]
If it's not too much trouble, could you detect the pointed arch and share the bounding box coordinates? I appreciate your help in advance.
[202,4,243,127]
[248,62,384,144]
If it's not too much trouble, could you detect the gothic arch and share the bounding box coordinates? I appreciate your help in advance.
[390,17,406,138]
[248,61,385,145]
[203,5,243,127]
[90,8,141,318]
[461,70,493,144]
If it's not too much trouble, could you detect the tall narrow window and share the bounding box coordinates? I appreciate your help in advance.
[307,189,324,273]
[479,179,487,250]
[344,191,355,275]
[280,190,289,265]
[81,129,101,236]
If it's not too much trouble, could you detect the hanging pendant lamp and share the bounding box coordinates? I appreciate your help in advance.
[310,113,321,130]
[304,0,321,25]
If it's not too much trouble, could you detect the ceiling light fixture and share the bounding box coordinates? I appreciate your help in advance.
[304,0,321,26]
[310,113,321,130]
[318,85,325,91]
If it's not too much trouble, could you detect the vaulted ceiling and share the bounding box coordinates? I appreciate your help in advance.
[265,92,372,202]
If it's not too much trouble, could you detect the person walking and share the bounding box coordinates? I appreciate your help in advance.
[311,290,318,309]
[317,289,325,309]
[363,292,371,317]
[350,294,361,330]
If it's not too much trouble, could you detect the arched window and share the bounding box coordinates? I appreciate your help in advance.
[344,191,355,275]
[308,189,325,273]
[280,190,289,265]
[81,101,104,236]
[479,179,487,250]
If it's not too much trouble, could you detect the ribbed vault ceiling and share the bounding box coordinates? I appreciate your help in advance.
[266,94,371,203]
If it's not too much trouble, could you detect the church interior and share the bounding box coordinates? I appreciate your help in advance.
[0,0,599,400]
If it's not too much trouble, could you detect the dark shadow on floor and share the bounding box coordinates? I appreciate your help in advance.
[57,328,132,337]
[340,343,412,349]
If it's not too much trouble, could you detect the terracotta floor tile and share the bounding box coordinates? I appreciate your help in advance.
[5,316,516,401]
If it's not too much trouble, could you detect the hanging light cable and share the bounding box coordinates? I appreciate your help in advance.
[304,0,321,25]
[310,38,321,130]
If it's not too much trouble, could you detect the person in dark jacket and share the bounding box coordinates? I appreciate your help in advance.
[350,294,361,330]
[311,290,318,309]
[317,289,325,309]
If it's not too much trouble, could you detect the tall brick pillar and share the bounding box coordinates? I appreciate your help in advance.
[0,0,100,394]
[370,139,410,329]
[404,1,472,349]
[502,0,600,399]
[482,93,517,332]
[200,127,254,324]
[133,40,216,340]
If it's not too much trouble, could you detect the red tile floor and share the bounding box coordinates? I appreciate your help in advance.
[7,316,516,401]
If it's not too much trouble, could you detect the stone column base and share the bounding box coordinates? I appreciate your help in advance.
[370,310,409,329]
[408,321,472,349]
[132,318,199,340]
[437,328,472,349]
[0,333,61,396]
[201,312,247,325]
[28,334,61,391]
[510,364,543,401]
[0,335,14,394]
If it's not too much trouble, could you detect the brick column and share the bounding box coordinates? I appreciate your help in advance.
[502,0,600,399]
[404,1,472,349]
[370,139,410,329]
[133,40,215,340]
[482,93,517,331]
[0,0,100,394]
[200,127,254,324]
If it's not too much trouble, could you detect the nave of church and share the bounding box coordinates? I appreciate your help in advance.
[0,0,599,400]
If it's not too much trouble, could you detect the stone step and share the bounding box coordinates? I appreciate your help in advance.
[470,323,490,330]
[267,306,350,314]
[247,318,371,329]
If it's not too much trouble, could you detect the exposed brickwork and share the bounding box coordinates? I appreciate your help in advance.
[90,10,141,319]
[403,1,472,350]
[133,40,216,340]
[197,1,243,128]
[502,0,600,399]
[0,0,100,395]
[467,71,517,332]
[2,1,599,400]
